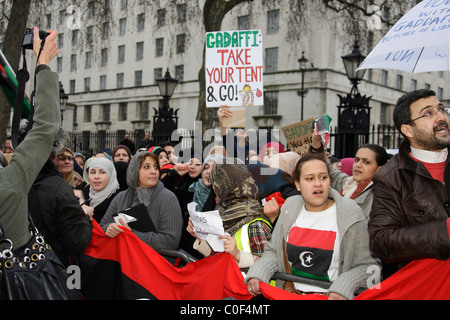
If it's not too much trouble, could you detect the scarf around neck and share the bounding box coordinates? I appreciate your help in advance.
[340,177,373,200]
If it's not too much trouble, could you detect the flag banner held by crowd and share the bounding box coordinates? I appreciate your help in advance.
[79,220,450,300]
[281,118,315,157]
[0,49,31,118]
[205,30,264,108]
[314,115,332,147]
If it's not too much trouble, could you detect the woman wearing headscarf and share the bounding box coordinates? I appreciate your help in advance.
[259,141,285,165]
[112,144,132,163]
[100,151,182,252]
[57,148,85,189]
[188,160,273,268]
[148,146,174,178]
[82,157,120,223]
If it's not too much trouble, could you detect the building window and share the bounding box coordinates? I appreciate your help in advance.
[102,22,109,40]
[176,34,186,54]
[381,70,388,86]
[84,105,92,122]
[119,102,127,121]
[118,45,125,64]
[139,101,149,120]
[86,26,93,43]
[396,75,403,90]
[84,77,91,92]
[175,65,184,82]
[267,9,279,34]
[265,47,278,72]
[425,83,431,90]
[157,8,165,27]
[177,4,187,23]
[69,79,75,93]
[72,29,78,47]
[136,42,144,61]
[70,54,77,71]
[411,79,417,91]
[57,57,63,73]
[58,33,64,48]
[380,103,388,125]
[100,75,107,90]
[154,68,163,84]
[46,14,52,29]
[438,87,444,100]
[88,1,95,19]
[238,15,250,30]
[85,51,92,69]
[264,92,278,115]
[119,18,127,36]
[101,48,108,66]
[59,10,65,25]
[135,70,143,86]
[116,73,124,89]
[137,13,145,32]
[120,0,127,10]
[155,38,164,57]
[102,104,110,121]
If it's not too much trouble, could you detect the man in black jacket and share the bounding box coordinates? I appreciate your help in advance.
[28,128,93,267]
[369,89,450,278]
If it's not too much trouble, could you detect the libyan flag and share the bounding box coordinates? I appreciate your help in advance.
[286,227,337,281]
[79,220,450,300]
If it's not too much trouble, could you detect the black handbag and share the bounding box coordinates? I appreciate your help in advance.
[0,215,80,300]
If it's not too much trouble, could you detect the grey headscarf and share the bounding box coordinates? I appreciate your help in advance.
[126,150,164,209]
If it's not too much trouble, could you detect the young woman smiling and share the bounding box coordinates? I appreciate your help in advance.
[100,151,182,253]
[82,157,120,223]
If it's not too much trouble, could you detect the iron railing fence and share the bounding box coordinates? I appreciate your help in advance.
[67,124,402,158]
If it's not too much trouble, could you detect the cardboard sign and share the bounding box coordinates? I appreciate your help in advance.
[205,30,264,108]
[282,118,315,157]
[222,106,246,128]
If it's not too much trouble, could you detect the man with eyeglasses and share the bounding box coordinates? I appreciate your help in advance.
[369,89,450,279]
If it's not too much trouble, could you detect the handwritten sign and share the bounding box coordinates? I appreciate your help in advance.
[187,202,226,252]
[282,118,315,157]
[205,30,264,107]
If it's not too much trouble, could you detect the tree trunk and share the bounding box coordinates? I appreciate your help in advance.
[0,0,32,148]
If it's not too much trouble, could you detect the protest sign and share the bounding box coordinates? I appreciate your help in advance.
[222,107,246,128]
[205,30,264,108]
[282,118,315,157]
[187,202,226,252]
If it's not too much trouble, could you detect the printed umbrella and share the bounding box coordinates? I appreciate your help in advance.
[357,0,450,74]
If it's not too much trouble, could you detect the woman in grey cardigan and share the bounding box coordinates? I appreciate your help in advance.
[100,151,182,252]
[245,153,380,300]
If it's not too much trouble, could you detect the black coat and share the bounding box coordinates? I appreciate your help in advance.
[82,185,119,223]
[28,160,92,266]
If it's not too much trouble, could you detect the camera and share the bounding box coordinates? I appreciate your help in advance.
[21,28,49,50]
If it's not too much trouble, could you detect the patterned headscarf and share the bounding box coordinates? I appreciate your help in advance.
[209,159,264,235]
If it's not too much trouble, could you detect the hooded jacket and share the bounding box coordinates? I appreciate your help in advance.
[100,151,182,252]
[245,189,379,300]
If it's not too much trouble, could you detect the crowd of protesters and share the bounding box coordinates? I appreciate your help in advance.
[1,27,450,301]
